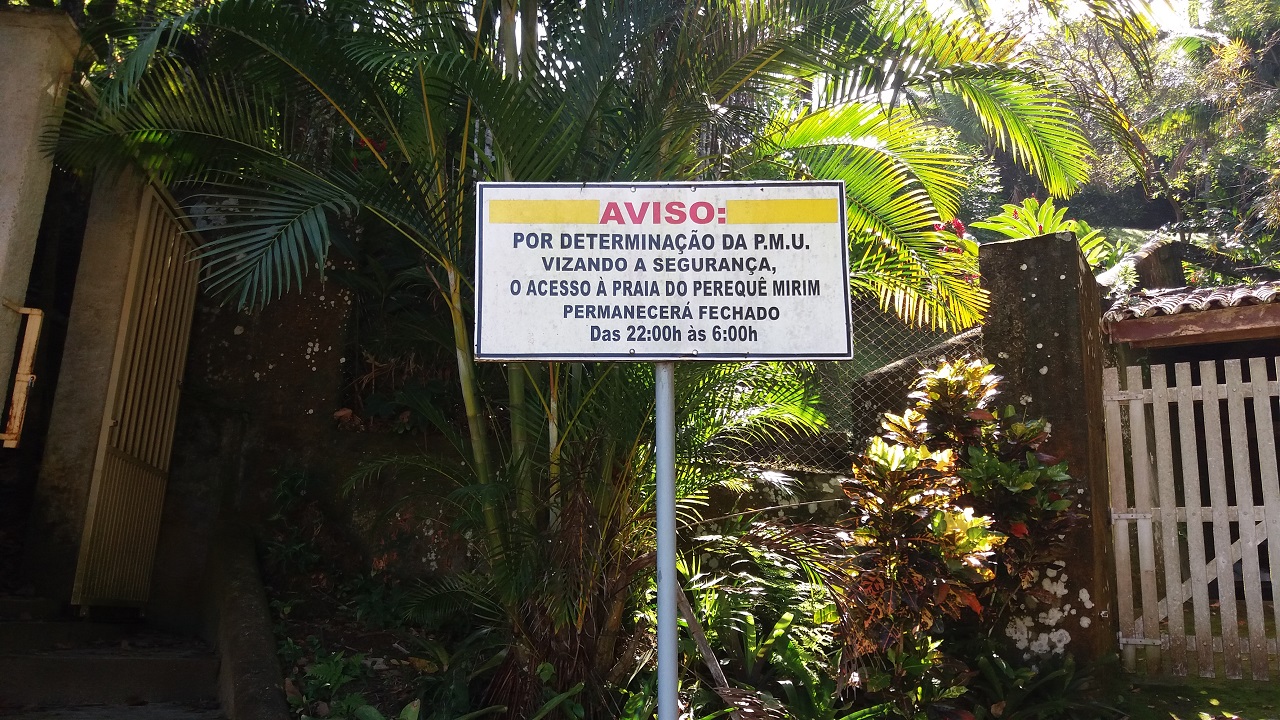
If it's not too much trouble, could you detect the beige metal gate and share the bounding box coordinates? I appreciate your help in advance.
[71,185,200,607]
[1106,358,1280,679]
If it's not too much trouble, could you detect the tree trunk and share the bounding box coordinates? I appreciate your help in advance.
[500,0,518,78]
[448,264,505,560]
[520,0,538,73]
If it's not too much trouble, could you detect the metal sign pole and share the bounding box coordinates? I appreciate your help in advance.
[654,360,677,720]
[474,180,852,720]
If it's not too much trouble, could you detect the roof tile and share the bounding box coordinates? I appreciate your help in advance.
[1104,282,1280,322]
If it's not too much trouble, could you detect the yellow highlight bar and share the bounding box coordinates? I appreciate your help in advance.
[488,199,600,224]
[725,198,840,225]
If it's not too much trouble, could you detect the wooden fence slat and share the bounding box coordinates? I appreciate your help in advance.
[1174,363,1214,675]
[1105,366,1138,671]
[1151,366,1187,675]
[1224,360,1269,679]
[1128,365,1162,671]
[1115,506,1274,523]
[1202,360,1243,679]
[1107,357,1280,680]
[1159,530,1264,620]
[1251,357,1280,679]
[1105,380,1280,403]
[1186,635,1280,654]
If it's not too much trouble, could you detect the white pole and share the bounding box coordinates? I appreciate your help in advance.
[654,361,678,720]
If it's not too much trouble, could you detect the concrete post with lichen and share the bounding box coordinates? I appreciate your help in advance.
[979,232,1116,663]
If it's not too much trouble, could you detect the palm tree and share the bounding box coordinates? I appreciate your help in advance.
[52,0,1101,715]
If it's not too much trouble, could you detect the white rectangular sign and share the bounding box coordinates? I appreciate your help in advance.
[474,181,852,361]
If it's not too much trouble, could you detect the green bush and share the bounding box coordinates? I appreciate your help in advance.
[752,358,1104,719]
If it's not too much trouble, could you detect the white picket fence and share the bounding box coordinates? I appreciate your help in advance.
[1105,358,1280,679]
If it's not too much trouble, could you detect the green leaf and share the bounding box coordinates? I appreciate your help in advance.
[528,682,585,720]
[754,612,796,667]
[812,602,840,625]
[836,701,895,719]
[946,80,1092,197]
[450,707,506,720]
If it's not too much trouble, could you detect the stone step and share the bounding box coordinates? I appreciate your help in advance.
[0,650,219,708]
[0,620,140,652]
[0,703,225,720]
[0,597,62,621]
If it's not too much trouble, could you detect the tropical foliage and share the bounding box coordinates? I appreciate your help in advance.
[37,0,1127,716]
[51,0,1106,331]
[971,197,1116,268]
[351,361,826,718]
[1033,0,1280,283]
[819,359,1091,718]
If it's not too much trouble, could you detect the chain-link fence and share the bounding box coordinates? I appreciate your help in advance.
[747,302,983,472]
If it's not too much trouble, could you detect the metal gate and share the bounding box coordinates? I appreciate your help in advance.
[1105,358,1280,679]
[71,185,200,607]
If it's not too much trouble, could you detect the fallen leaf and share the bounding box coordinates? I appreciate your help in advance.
[284,678,302,701]
[990,700,1006,718]
[408,656,439,673]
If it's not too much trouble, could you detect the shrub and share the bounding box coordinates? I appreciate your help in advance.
[830,358,1086,717]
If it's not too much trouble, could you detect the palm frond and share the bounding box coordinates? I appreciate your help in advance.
[945,77,1092,197]
[188,172,360,307]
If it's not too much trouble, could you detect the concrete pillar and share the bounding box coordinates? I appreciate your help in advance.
[1133,242,1184,289]
[26,168,147,602]
[980,232,1116,662]
[0,8,81,392]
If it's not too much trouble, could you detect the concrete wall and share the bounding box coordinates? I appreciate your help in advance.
[0,8,80,393]
[26,168,147,602]
[981,233,1116,662]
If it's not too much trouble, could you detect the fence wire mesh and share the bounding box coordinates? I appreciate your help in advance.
[746,302,983,472]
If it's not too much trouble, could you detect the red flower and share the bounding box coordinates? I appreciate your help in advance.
[950,218,967,236]
[1012,209,1019,219]
[933,222,944,232]
[1009,521,1030,538]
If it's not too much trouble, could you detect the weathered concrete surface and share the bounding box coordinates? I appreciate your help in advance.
[212,530,289,720]
[0,620,137,652]
[0,597,60,620]
[25,168,148,602]
[147,266,355,634]
[0,8,80,395]
[980,233,1116,662]
[0,652,218,707]
[1132,241,1184,289]
[1,704,224,720]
